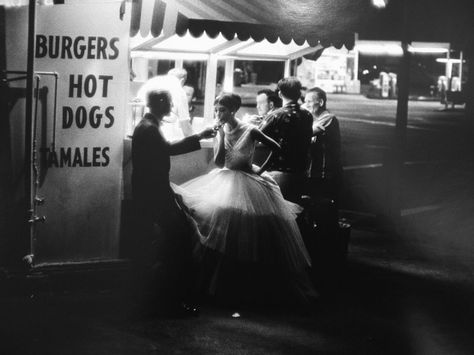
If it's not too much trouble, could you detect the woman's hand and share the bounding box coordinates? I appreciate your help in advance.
[251,128,280,152]
[252,164,264,175]
[213,120,225,132]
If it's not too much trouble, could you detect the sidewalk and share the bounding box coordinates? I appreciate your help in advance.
[2,222,474,355]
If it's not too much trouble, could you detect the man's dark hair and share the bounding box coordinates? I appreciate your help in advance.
[257,89,282,108]
[147,89,172,115]
[307,87,327,110]
[277,77,302,101]
[214,93,242,112]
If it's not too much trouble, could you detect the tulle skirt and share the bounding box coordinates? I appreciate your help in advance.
[173,167,311,272]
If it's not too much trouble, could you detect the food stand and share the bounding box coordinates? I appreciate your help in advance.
[3,2,130,266]
[1,0,372,269]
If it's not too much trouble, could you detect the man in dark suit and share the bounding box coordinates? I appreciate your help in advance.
[260,77,313,203]
[303,87,343,211]
[131,89,215,317]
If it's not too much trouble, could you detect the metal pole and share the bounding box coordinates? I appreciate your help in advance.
[203,54,218,124]
[354,32,359,81]
[25,0,37,264]
[395,41,410,155]
[445,50,450,78]
[383,0,410,227]
[0,6,12,263]
[174,59,183,69]
[284,59,291,77]
[223,58,234,92]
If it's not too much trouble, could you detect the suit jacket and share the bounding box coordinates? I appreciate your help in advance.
[310,112,342,180]
[131,113,200,223]
[261,101,313,173]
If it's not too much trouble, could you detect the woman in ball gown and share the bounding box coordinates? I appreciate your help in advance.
[174,93,317,308]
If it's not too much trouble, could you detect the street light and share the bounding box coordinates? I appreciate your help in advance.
[371,0,388,9]
[436,58,465,64]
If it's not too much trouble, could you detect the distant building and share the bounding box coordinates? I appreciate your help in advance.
[296,40,457,99]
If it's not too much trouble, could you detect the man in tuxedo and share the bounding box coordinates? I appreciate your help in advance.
[260,77,313,203]
[131,89,215,317]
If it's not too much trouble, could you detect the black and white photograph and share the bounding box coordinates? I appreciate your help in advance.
[1,0,473,354]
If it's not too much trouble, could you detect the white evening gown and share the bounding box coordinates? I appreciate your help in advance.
[174,121,312,273]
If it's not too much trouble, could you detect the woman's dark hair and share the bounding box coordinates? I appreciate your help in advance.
[214,93,242,112]
[277,77,302,101]
[146,89,172,116]
[307,87,327,110]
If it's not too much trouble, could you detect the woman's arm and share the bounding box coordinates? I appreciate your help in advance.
[251,127,280,175]
[214,127,226,167]
[251,127,280,152]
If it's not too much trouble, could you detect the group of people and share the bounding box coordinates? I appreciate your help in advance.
[130,75,342,318]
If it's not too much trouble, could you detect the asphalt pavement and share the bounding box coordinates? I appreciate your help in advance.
[1,226,474,355]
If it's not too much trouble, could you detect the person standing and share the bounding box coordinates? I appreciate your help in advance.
[244,89,281,126]
[183,84,196,125]
[175,93,317,309]
[260,77,313,203]
[131,89,215,317]
[136,68,193,140]
[167,68,194,137]
[303,87,343,209]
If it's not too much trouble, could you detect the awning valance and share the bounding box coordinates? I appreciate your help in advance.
[129,0,379,50]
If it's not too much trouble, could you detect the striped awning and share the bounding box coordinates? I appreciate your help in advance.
[129,0,380,50]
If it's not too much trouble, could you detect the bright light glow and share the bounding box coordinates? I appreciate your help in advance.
[436,58,465,64]
[362,69,369,75]
[356,42,403,56]
[372,0,387,8]
[356,41,450,56]
[409,42,450,54]
[408,46,449,54]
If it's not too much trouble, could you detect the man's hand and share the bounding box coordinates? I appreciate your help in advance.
[197,127,217,140]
